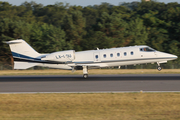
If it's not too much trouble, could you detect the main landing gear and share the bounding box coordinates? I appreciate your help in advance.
[157,62,162,71]
[83,66,88,79]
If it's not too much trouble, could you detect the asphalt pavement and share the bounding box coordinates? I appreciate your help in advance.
[0,74,180,93]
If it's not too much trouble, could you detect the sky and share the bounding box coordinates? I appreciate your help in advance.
[1,0,180,6]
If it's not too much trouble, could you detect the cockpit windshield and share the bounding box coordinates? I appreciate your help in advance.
[140,47,155,52]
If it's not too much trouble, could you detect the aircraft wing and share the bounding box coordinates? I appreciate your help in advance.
[76,64,101,67]
[68,63,107,67]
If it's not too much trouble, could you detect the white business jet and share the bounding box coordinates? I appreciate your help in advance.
[5,39,177,78]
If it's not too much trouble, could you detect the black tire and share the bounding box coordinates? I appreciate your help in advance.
[157,66,162,71]
[83,74,88,79]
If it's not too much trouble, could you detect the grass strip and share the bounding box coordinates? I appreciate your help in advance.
[0,93,180,120]
[1,69,180,76]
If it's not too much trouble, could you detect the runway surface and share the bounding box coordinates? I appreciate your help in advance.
[0,74,180,93]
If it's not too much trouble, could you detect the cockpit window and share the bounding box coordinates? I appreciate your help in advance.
[140,47,155,52]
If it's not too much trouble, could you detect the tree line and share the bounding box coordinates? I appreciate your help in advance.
[0,0,180,69]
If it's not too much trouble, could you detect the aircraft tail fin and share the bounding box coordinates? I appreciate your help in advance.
[5,39,41,69]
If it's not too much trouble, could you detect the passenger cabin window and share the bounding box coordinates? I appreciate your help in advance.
[103,54,106,58]
[140,47,155,52]
[124,52,127,56]
[110,54,113,57]
[117,53,120,57]
[131,51,134,55]
[95,55,98,59]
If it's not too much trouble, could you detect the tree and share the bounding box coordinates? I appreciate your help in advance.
[63,10,86,51]
[34,2,69,26]
[82,6,99,29]
[30,23,67,53]
[94,12,128,47]
[0,18,32,68]
[127,18,148,46]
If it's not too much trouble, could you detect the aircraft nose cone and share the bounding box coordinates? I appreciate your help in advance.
[167,53,178,60]
[172,54,178,59]
[157,52,178,60]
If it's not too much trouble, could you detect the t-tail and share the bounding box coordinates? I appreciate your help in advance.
[5,39,41,69]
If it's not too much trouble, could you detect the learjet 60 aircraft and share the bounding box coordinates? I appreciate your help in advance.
[5,39,177,78]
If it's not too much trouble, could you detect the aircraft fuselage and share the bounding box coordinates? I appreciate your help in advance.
[5,39,178,78]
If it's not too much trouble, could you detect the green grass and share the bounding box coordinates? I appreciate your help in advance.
[0,69,180,76]
[0,93,180,120]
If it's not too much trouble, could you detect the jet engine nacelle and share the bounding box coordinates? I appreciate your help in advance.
[41,50,75,62]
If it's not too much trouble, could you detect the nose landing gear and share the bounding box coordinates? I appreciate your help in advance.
[157,62,162,71]
[157,66,162,71]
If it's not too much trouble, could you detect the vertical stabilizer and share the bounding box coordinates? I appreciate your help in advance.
[5,39,40,59]
[5,39,41,69]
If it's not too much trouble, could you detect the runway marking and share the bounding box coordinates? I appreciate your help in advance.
[1,91,180,94]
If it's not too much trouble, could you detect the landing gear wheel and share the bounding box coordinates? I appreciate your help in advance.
[83,74,88,79]
[157,66,162,71]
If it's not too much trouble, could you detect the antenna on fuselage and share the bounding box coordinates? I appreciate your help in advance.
[94,47,99,50]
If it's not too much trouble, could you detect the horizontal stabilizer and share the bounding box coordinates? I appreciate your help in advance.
[14,62,38,69]
[4,41,22,44]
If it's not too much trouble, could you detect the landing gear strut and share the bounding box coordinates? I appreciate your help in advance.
[83,66,88,79]
[157,62,162,71]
